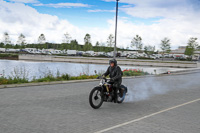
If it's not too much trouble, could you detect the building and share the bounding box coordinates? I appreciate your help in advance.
[170,46,186,54]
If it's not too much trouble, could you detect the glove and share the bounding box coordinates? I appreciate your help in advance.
[110,78,114,82]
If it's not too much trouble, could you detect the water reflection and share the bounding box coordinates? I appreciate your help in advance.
[0,60,185,80]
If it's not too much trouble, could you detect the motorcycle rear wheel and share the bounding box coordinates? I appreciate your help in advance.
[89,87,103,109]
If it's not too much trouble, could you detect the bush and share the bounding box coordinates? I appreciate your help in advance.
[0,77,8,85]
[0,77,28,85]
[0,68,148,85]
[0,53,18,58]
[61,74,70,80]
[69,74,98,80]
[123,69,149,76]
[175,58,192,61]
[33,75,57,82]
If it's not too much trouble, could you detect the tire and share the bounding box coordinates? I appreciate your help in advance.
[89,87,104,109]
[117,87,126,104]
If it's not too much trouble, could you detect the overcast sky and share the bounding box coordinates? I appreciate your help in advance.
[0,0,200,50]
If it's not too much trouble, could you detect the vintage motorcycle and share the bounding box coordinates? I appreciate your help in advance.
[89,76,128,109]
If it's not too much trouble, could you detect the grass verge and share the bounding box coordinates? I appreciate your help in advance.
[0,70,149,85]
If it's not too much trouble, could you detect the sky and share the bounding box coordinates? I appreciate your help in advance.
[0,0,200,50]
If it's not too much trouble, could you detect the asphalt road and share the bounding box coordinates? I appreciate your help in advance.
[0,72,200,133]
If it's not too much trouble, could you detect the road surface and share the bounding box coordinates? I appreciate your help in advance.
[0,72,200,133]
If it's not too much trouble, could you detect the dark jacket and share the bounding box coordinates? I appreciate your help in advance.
[103,65,122,83]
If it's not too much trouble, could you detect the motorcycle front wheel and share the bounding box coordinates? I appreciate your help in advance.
[89,87,103,109]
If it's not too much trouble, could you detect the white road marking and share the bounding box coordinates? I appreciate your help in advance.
[94,98,200,133]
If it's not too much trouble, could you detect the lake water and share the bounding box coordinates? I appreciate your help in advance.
[0,60,186,80]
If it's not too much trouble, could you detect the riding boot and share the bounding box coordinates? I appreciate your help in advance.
[114,90,117,103]
[113,82,120,103]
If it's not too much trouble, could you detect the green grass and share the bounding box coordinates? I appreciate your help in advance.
[0,77,29,84]
[0,73,100,85]
[0,69,149,85]
[0,53,18,58]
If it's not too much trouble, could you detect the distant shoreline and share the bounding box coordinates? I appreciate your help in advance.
[0,53,198,68]
[18,54,197,68]
[0,53,18,60]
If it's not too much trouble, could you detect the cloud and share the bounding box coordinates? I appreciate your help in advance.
[101,0,200,49]
[88,9,115,13]
[105,17,200,50]
[0,0,200,50]
[7,0,91,8]
[119,0,194,19]
[102,0,116,2]
[0,0,112,46]
[104,0,200,19]
[33,3,91,8]
[0,0,85,44]
[8,0,39,3]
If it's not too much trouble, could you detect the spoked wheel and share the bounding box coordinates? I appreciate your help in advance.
[117,88,126,103]
[89,87,103,109]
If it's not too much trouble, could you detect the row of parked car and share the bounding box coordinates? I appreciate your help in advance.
[127,53,162,59]
[0,48,113,57]
[1,48,199,60]
[127,53,200,61]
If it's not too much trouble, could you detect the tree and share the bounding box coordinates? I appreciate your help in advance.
[187,37,199,49]
[160,37,171,57]
[184,46,194,58]
[70,39,78,50]
[184,37,199,58]
[100,41,105,47]
[107,34,114,47]
[38,34,46,44]
[95,41,100,46]
[197,45,200,50]
[144,45,155,55]
[63,32,71,43]
[0,42,4,48]
[131,35,143,50]
[84,33,92,51]
[84,33,91,44]
[95,41,100,52]
[2,32,11,45]
[17,33,26,46]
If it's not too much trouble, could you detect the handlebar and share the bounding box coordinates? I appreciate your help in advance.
[96,76,107,82]
[97,76,115,84]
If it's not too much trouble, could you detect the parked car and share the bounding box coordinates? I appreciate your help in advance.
[149,55,156,59]
[164,54,169,58]
[67,50,76,56]
[127,54,137,59]
[0,48,6,52]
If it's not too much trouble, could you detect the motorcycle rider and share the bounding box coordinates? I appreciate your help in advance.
[103,59,122,103]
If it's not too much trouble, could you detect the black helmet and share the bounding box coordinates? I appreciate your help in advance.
[109,59,117,66]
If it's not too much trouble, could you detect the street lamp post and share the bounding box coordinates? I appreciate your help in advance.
[114,0,119,59]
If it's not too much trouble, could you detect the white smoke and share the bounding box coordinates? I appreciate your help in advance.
[124,72,200,102]
[125,77,167,102]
